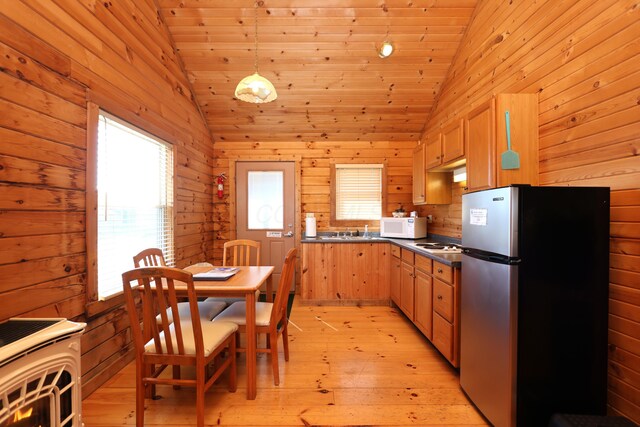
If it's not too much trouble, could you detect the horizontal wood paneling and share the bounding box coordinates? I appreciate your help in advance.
[157,1,478,142]
[212,140,417,264]
[0,0,214,398]
[420,0,640,420]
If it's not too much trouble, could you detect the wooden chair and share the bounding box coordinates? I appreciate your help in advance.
[122,266,237,427]
[133,248,226,322]
[222,239,261,267]
[213,247,296,385]
[205,239,262,306]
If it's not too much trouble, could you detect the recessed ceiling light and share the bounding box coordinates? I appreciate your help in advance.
[378,41,394,58]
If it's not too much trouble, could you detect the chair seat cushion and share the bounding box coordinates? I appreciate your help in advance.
[204,289,261,307]
[145,320,238,356]
[156,300,227,324]
[214,301,273,326]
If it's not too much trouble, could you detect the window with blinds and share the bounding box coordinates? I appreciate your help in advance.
[96,112,174,299]
[334,164,383,220]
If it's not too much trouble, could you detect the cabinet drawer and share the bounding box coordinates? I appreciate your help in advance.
[415,254,432,273]
[391,245,401,258]
[432,313,453,361]
[433,261,453,283]
[433,278,454,322]
[401,249,414,264]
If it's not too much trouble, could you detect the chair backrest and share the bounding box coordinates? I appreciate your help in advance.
[133,248,166,268]
[122,266,205,358]
[223,239,261,266]
[271,248,297,325]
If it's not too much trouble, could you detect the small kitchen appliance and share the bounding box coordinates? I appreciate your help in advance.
[380,216,426,239]
[460,185,609,427]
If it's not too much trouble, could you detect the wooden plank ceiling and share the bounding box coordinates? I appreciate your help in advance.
[157,0,478,142]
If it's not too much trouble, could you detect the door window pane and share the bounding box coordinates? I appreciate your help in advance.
[248,171,283,229]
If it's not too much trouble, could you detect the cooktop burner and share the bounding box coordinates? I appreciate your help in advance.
[414,242,463,253]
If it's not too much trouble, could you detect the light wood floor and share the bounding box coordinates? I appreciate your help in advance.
[82,301,489,426]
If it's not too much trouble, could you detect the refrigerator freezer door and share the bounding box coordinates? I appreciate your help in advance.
[462,187,518,257]
[460,253,518,427]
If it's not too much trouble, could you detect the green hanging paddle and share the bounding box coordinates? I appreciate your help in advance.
[501,110,520,170]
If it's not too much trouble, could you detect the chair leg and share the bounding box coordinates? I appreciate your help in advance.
[282,319,290,361]
[173,365,181,389]
[229,334,237,392]
[136,365,145,427]
[269,329,280,386]
[196,363,205,427]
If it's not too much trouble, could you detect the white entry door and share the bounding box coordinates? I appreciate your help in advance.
[236,161,295,291]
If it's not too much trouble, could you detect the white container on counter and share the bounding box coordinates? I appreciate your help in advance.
[305,213,317,237]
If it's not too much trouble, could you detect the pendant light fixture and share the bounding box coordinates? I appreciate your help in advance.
[234,0,277,103]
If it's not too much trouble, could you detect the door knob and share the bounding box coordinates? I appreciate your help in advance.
[285,231,293,237]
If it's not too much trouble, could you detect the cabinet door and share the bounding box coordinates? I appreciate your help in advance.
[414,269,433,339]
[412,143,426,205]
[425,133,442,169]
[432,312,453,361]
[495,94,539,187]
[442,119,465,164]
[400,261,415,319]
[390,255,401,306]
[465,98,496,191]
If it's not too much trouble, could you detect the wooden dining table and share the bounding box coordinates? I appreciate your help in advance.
[154,265,274,400]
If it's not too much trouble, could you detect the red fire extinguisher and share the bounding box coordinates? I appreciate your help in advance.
[217,173,226,199]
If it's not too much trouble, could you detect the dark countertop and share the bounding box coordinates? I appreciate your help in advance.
[301,235,462,268]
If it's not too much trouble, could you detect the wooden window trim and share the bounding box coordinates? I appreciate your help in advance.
[85,102,177,317]
[330,159,388,228]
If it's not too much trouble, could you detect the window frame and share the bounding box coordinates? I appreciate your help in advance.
[330,159,388,228]
[85,103,177,312]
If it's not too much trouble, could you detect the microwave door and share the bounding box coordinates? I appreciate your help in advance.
[384,219,405,236]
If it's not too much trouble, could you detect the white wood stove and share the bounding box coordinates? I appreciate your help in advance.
[0,319,85,427]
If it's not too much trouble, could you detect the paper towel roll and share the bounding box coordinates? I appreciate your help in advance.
[305,216,317,238]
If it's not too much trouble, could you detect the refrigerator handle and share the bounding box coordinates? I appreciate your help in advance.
[463,248,521,265]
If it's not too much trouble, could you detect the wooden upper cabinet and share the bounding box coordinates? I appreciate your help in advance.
[412,143,426,205]
[425,132,443,169]
[465,94,539,192]
[495,94,539,187]
[441,119,465,164]
[465,98,496,192]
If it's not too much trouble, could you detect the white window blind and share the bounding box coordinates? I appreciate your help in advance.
[335,164,383,220]
[97,112,174,299]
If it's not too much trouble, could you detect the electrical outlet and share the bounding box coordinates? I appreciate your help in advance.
[427,215,433,223]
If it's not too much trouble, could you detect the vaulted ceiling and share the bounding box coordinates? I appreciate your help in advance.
[157,1,478,142]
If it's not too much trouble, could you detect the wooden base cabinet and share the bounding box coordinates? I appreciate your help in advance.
[399,249,415,319]
[390,246,401,306]
[391,249,461,367]
[465,93,539,192]
[301,242,391,304]
[414,269,433,340]
[431,261,460,367]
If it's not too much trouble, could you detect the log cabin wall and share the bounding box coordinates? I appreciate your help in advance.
[212,140,417,263]
[0,1,214,397]
[417,0,640,421]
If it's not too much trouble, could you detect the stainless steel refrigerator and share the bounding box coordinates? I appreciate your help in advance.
[460,185,609,427]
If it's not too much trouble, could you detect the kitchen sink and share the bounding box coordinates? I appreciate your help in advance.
[317,236,385,241]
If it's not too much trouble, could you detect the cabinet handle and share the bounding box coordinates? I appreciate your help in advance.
[437,268,443,273]
[437,295,443,300]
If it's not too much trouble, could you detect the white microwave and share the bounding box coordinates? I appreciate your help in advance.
[380,217,427,239]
